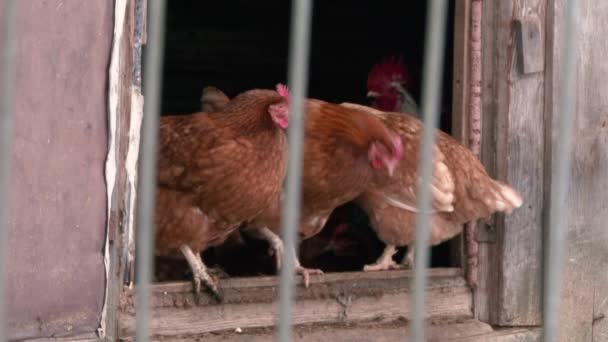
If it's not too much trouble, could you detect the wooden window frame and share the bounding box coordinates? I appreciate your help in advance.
[103,0,546,340]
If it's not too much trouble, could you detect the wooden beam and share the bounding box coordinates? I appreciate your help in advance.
[476,0,545,326]
[447,0,472,270]
[119,269,472,338]
[118,319,540,342]
[452,0,471,144]
[102,0,145,340]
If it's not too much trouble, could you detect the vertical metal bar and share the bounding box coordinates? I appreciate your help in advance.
[277,0,313,341]
[0,1,17,341]
[410,1,448,341]
[542,0,578,341]
[135,1,166,341]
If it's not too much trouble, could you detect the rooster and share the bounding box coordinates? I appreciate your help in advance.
[154,85,289,300]
[341,102,522,271]
[366,56,420,116]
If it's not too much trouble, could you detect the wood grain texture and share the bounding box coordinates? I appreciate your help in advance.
[102,0,139,340]
[117,320,540,342]
[545,0,608,340]
[119,269,473,338]
[449,0,471,267]
[476,0,545,326]
[515,17,545,74]
[451,0,471,144]
[475,0,500,323]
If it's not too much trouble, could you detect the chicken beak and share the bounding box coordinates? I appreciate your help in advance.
[367,91,380,99]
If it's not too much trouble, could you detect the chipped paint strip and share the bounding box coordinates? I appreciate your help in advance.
[101,0,128,337]
[125,86,144,288]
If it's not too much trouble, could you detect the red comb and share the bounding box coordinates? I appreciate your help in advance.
[367,55,409,91]
[276,83,290,102]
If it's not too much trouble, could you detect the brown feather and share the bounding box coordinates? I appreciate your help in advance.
[154,88,288,258]
[154,187,233,258]
[344,103,522,249]
[285,99,401,240]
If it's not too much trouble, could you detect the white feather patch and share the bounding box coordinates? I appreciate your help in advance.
[500,185,524,208]
[381,193,439,214]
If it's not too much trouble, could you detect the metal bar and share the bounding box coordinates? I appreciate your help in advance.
[410,1,449,341]
[542,0,578,341]
[277,0,313,341]
[135,1,167,341]
[0,1,17,341]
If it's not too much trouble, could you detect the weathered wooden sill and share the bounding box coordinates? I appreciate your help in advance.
[118,321,540,342]
[119,268,473,339]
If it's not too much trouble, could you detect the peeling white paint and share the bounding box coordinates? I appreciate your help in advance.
[125,86,144,286]
[100,0,128,337]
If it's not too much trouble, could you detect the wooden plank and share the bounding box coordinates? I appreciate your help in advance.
[476,0,545,326]
[451,0,471,143]
[118,320,540,342]
[545,0,608,341]
[119,269,472,338]
[463,328,540,342]
[475,0,500,323]
[575,2,608,341]
[447,0,472,268]
[102,0,142,340]
[500,0,545,326]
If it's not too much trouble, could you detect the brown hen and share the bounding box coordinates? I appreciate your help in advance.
[154,85,289,299]
[341,103,522,271]
[257,99,405,283]
[190,89,407,284]
[214,97,406,284]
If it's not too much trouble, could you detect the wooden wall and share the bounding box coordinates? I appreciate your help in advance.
[3,1,113,340]
[476,0,608,340]
[477,0,545,326]
[547,0,608,340]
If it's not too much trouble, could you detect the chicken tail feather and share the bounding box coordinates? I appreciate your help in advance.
[488,181,523,214]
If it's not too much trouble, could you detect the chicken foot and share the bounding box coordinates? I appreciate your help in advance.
[292,246,324,288]
[180,245,222,302]
[363,245,404,271]
[249,227,323,287]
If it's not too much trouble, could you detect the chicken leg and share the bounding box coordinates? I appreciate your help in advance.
[180,244,222,302]
[363,245,404,271]
[249,227,284,270]
[250,227,323,287]
[402,247,415,269]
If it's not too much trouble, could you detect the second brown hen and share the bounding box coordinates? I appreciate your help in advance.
[341,103,522,271]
